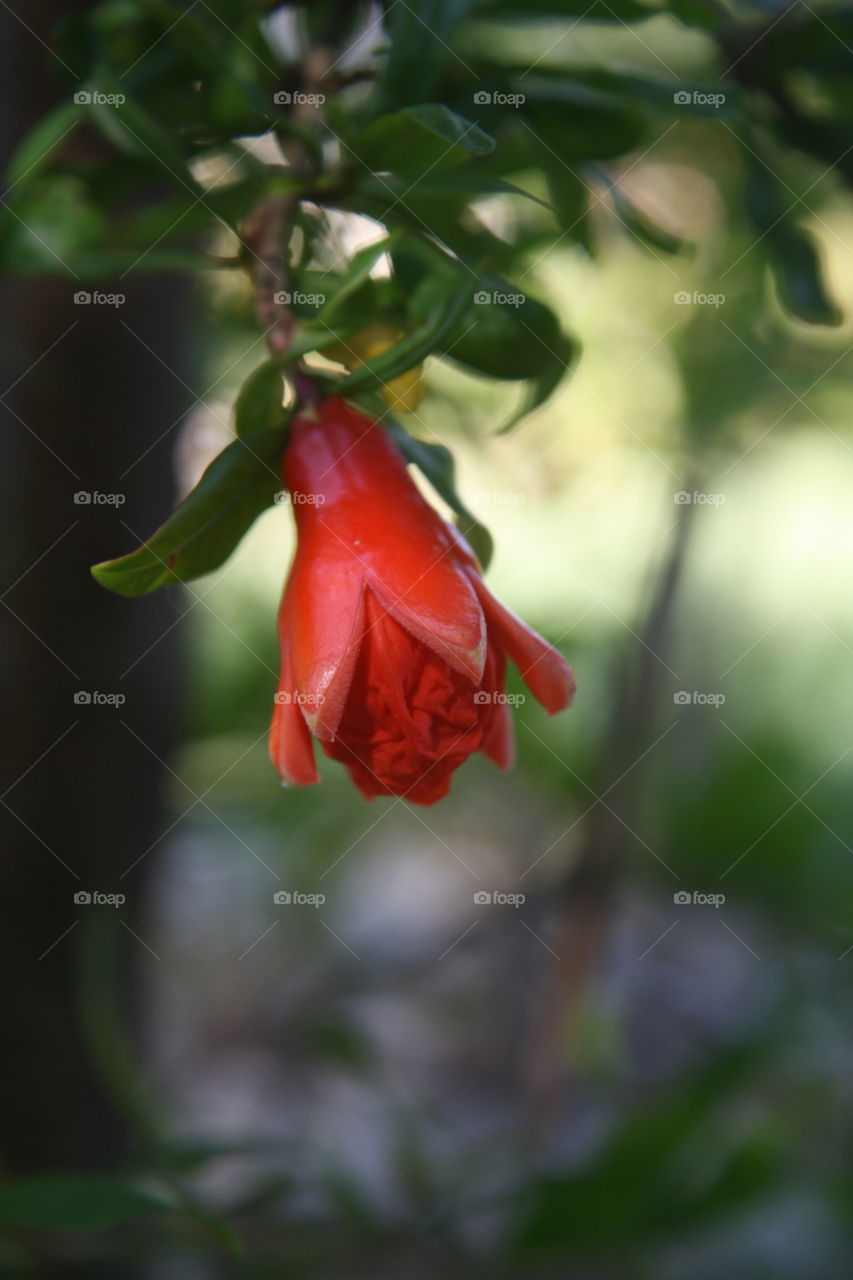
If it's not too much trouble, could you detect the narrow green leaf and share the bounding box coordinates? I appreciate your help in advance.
[746,156,842,326]
[376,1,480,110]
[593,167,687,254]
[498,338,574,433]
[83,81,204,205]
[234,362,286,440]
[0,1176,169,1230]
[341,280,473,394]
[355,104,495,174]
[440,280,573,380]
[318,234,402,324]
[771,223,842,326]
[4,102,80,190]
[1,249,240,277]
[91,428,287,597]
[437,276,576,429]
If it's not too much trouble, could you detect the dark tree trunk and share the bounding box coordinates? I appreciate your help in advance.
[0,0,189,1199]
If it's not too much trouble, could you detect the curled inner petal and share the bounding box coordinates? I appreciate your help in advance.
[321,590,500,804]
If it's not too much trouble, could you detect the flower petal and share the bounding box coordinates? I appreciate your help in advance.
[478,642,515,770]
[283,561,366,741]
[269,639,320,787]
[285,400,486,683]
[322,588,484,804]
[370,568,486,685]
[481,701,515,770]
[470,574,576,714]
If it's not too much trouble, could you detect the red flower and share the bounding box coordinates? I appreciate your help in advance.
[269,397,575,805]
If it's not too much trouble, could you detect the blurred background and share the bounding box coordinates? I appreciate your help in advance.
[2,1,853,1277]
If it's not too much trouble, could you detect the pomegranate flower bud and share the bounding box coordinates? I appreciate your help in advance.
[269,397,575,805]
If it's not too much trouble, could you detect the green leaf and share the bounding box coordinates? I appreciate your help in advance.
[83,80,203,204]
[512,1037,781,1256]
[0,175,104,272]
[477,0,659,20]
[0,1175,169,1230]
[384,418,494,570]
[376,0,480,110]
[234,362,286,440]
[317,234,402,324]
[354,104,495,174]
[440,278,572,380]
[745,157,842,327]
[499,339,574,433]
[341,278,473,394]
[758,6,853,74]
[91,427,287,596]
[521,78,646,162]
[345,175,520,273]
[4,102,80,191]
[771,223,842,327]
[2,248,240,277]
[436,275,576,429]
[593,167,687,254]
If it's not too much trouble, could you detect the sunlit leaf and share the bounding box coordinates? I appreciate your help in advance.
[91,427,288,596]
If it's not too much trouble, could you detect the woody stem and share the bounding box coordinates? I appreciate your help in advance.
[242,193,297,360]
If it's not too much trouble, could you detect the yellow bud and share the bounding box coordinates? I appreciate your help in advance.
[336,323,424,413]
